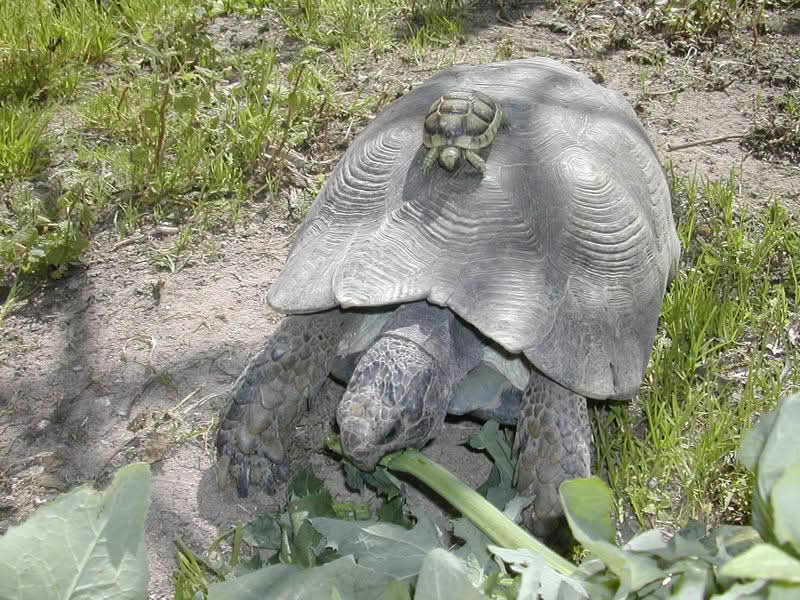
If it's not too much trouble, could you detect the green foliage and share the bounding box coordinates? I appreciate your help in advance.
[270,0,396,52]
[562,394,800,598]
[744,92,800,163]
[636,0,770,45]
[0,463,151,600]
[0,104,51,182]
[595,171,800,532]
[0,182,98,277]
[6,398,800,599]
[0,0,467,277]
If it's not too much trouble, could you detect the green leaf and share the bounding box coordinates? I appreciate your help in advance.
[377,495,413,528]
[489,547,589,600]
[208,556,393,599]
[289,468,326,497]
[669,561,714,598]
[383,579,412,600]
[344,462,366,492]
[241,514,282,550]
[452,518,495,573]
[173,93,197,114]
[311,516,442,582]
[737,409,778,473]
[766,582,800,599]
[468,421,514,485]
[470,422,517,510]
[414,549,485,600]
[720,543,800,583]
[560,477,616,545]
[0,463,151,600]
[708,580,766,599]
[560,477,664,594]
[771,463,800,556]
[141,107,161,129]
[739,394,800,503]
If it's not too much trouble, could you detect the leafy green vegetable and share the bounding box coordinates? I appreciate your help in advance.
[207,555,393,600]
[719,543,800,582]
[738,392,800,544]
[312,516,442,582]
[0,463,151,600]
[490,547,588,600]
[380,448,575,576]
[414,549,486,600]
[468,421,516,510]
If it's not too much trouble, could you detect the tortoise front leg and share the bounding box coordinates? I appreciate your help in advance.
[216,310,352,496]
[423,146,441,173]
[513,370,592,538]
[463,149,487,174]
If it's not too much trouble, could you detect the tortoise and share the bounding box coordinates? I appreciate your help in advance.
[215,57,681,537]
[422,89,503,174]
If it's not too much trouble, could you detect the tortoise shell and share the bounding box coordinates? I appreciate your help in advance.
[422,89,503,151]
[268,58,681,400]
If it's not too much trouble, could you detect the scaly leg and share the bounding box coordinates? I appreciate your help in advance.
[216,309,352,496]
[513,370,592,538]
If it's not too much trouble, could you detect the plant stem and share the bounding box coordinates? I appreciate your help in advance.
[380,448,577,576]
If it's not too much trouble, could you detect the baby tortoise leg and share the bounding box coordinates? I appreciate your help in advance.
[513,370,592,538]
[463,149,487,174]
[423,147,440,173]
[216,309,351,497]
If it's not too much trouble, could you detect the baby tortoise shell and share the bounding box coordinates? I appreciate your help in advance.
[422,89,503,174]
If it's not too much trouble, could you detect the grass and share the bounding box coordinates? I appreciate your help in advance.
[0,0,466,278]
[1,0,798,579]
[594,169,800,532]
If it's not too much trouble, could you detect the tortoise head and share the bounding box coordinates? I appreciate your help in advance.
[438,146,461,171]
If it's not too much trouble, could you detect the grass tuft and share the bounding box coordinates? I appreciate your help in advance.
[595,169,800,532]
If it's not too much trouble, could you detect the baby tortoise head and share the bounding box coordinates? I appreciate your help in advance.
[422,89,503,175]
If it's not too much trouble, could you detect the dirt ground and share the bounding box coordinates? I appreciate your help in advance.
[1,2,798,598]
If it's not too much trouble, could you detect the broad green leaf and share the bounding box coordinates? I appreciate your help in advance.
[704,525,761,562]
[0,463,151,600]
[560,477,664,594]
[413,549,485,600]
[344,462,366,492]
[383,580,412,600]
[770,463,800,556]
[623,523,712,564]
[289,469,326,497]
[737,410,777,473]
[708,579,766,599]
[720,543,800,583]
[468,421,514,485]
[312,516,442,582]
[489,547,589,600]
[451,518,495,573]
[208,555,393,600]
[242,514,282,550]
[739,394,800,502]
[377,495,413,528]
[288,489,337,540]
[766,582,800,600]
[669,561,714,599]
[173,93,197,114]
[141,107,161,129]
[560,477,616,545]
